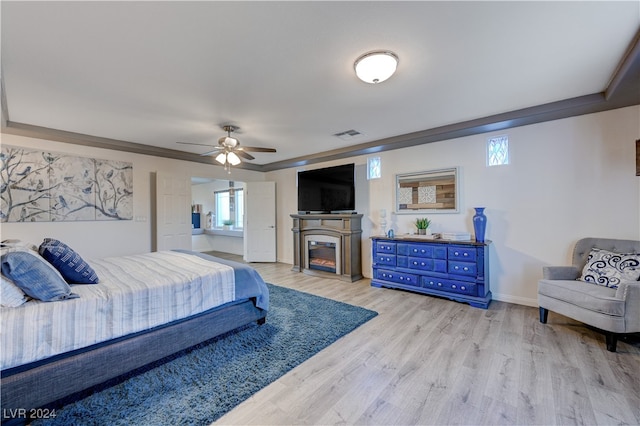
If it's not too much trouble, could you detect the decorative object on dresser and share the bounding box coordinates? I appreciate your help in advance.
[379,209,387,236]
[538,237,640,352]
[371,236,491,308]
[414,217,431,235]
[472,207,487,243]
[291,213,362,282]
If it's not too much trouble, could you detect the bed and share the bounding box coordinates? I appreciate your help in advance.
[0,247,268,422]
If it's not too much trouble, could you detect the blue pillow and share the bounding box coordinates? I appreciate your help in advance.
[38,238,99,284]
[1,250,79,302]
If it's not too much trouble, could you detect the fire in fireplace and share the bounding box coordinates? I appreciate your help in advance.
[308,241,337,273]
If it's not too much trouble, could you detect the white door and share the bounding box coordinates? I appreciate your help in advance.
[244,181,276,262]
[155,173,192,251]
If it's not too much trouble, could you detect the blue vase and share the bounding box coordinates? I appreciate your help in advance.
[473,207,487,243]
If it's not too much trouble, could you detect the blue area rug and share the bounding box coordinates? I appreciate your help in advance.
[35,283,377,426]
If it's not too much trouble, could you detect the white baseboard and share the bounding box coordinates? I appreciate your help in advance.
[492,292,538,307]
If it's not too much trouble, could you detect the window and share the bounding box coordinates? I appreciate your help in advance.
[214,188,243,228]
[487,135,509,166]
[367,157,381,179]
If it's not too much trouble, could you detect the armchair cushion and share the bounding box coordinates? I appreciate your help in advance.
[543,266,579,280]
[579,248,640,289]
[538,278,622,316]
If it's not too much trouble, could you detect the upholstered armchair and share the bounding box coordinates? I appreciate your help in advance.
[538,237,640,352]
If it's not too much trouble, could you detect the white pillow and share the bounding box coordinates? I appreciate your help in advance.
[580,248,640,289]
[1,239,38,254]
[1,274,29,307]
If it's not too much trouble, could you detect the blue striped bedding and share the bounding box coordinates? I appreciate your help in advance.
[0,250,269,370]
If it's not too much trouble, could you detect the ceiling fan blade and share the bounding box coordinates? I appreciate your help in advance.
[235,150,255,160]
[240,146,277,153]
[199,148,223,156]
[176,141,216,147]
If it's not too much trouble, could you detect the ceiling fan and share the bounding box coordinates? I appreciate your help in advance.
[177,125,276,172]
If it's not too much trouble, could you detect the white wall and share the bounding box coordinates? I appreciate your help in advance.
[267,106,640,306]
[0,134,264,258]
[2,106,638,306]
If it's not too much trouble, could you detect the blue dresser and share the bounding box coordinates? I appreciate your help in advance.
[371,237,491,308]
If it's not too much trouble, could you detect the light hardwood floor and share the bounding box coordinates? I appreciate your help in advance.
[208,252,640,426]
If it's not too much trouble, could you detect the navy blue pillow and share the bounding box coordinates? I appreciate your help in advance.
[1,250,79,302]
[38,238,99,284]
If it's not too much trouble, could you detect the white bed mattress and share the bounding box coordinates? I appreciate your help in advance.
[0,251,235,370]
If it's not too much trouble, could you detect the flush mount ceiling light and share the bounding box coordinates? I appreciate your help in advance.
[354,50,399,84]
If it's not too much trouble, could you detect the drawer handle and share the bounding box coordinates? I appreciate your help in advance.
[413,261,417,265]
[421,249,426,253]
[437,282,443,287]
[454,251,459,255]
[454,266,459,270]
[452,285,457,289]
[400,276,404,280]
[463,267,469,271]
[421,262,426,266]
[461,286,466,290]
[429,281,434,285]
[463,253,468,257]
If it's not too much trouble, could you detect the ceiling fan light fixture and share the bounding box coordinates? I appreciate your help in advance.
[215,152,227,165]
[354,50,399,84]
[227,151,241,166]
[222,136,238,148]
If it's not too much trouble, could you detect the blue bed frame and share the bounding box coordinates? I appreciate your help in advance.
[1,252,267,424]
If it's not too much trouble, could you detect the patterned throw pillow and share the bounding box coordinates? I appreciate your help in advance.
[1,249,79,301]
[38,238,99,284]
[580,248,640,289]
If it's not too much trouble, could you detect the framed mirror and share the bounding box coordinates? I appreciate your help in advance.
[395,167,459,214]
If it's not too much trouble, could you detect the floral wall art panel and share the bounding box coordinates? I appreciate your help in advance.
[1,147,51,221]
[1,146,133,222]
[94,159,134,220]
[48,153,96,221]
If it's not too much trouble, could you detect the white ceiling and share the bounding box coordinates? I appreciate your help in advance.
[2,1,639,168]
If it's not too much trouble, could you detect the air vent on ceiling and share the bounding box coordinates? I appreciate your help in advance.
[334,129,363,141]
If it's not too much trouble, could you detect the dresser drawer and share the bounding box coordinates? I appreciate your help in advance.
[376,269,419,286]
[376,242,396,254]
[374,254,396,266]
[448,246,476,261]
[448,261,477,277]
[422,277,477,295]
[434,259,447,273]
[408,257,434,271]
[407,244,433,258]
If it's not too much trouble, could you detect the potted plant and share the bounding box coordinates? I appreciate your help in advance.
[415,217,431,235]
[222,219,234,230]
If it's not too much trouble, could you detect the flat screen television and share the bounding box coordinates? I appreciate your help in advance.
[297,163,355,213]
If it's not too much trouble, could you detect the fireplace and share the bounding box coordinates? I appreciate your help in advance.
[291,214,362,282]
[304,235,341,275]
